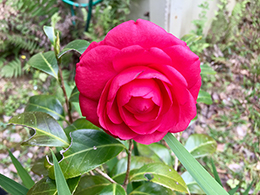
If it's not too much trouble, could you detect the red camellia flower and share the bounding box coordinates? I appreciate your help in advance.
[75,19,201,144]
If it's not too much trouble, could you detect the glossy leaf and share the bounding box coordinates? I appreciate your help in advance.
[25,95,65,121]
[182,171,205,194]
[9,112,70,147]
[184,134,217,158]
[69,86,79,102]
[64,118,100,139]
[164,133,229,195]
[43,26,56,45]
[129,182,176,195]
[137,143,173,166]
[0,173,28,195]
[74,175,110,195]
[111,156,155,183]
[27,51,58,79]
[48,129,125,179]
[99,183,126,195]
[51,150,72,195]
[130,163,188,193]
[197,90,213,105]
[27,176,80,195]
[200,63,216,75]
[58,39,89,58]
[8,150,34,189]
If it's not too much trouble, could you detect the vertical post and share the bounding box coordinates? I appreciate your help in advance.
[85,0,93,32]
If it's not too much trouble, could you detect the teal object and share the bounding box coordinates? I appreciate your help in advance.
[62,0,103,31]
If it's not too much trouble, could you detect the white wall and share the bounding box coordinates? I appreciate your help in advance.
[127,0,236,38]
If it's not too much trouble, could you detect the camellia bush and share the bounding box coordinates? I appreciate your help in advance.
[1,19,233,195]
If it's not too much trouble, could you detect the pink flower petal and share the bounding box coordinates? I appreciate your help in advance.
[118,106,143,127]
[117,79,162,107]
[79,94,99,127]
[104,19,186,50]
[107,101,123,124]
[134,105,160,122]
[163,45,201,96]
[129,119,161,135]
[124,97,155,114]
[79,41,104,60]
[113,45,172,72]
[133,131,168,145]
[75,45,119,100]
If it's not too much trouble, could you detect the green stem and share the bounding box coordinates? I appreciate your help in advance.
[164,133,229,195]
[123,139,133,191]
[58,65,73,124]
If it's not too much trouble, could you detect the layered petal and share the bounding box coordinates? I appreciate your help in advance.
[133,131,168,145]
[76,19,201,145]
[113,45,172,72]
[163,45,201,99]
[79,94,99,126]
[104,19,186,49]
[75,45,119,100]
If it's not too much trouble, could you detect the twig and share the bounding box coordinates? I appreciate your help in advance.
[123,139,133,190]
[95,168,116,183]
[53,31,73,124]
[58,66,73,124]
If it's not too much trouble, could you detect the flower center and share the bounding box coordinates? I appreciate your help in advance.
[124,97,154,114]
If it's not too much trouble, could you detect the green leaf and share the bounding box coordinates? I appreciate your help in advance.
[242,180,254,195]
[99,183,126,195]
[58,40,90,58]
[164,133,229,195]
[64,118,100,139]
[200,63,216,75]
[181,171,205,194]
[74,175,110,195]
[8,150,34,189]
[197,90,213,105]
[51,150,72,195]
[27,51,58,79]
[69,86,79,102]
[130,163,188,193]
[111,156,155,183]
[31,156,49,177]
[27,177,56,195]
[211,158,222,186]
[0,173,28,195]
[48,129,125,179]
[9,112,70,147]
[184,134,217,158]
[137,143,173,166]
[43,26,56,45]
[25,95,65,121]
[27,176,80,195]
[129,182,176,195]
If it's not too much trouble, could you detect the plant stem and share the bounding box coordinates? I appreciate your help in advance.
[95,168,116,183]
[53,31,73,124]
[58,66,73,124]
[123,139,133,190]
